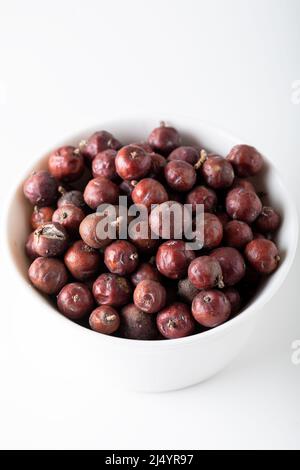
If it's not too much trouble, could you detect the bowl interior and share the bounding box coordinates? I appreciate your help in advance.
[5,117,299,345]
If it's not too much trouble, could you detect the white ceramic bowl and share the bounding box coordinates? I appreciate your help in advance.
[3,117,298,392]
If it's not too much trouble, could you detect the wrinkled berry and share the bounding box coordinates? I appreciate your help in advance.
[64,240,101,280]
[31,206,54,230]
[93,273,131,307]
[28,257,68,294]
[34,222,68,257]
[188,256,224,290]
[224,220,253,248]
[57,282,94,319]
[254,206,281,233]
[83,176,119,209]
[134,280,166,314]
[227,144,263,177]
[48,146,84,182]
[192,290,231,328]
[92,149,118,180]
[52,204,85,236]
[148,122,181,155]
[115,145,152,180]
[164,160,196,192]
[156,240,195,279]
[89,306,120,335]
[23,170,58,206]
[210,247,246,286]
[245,239,280,273]
[80,131,121,161]
[226,187,262,223]
[131,178,168,210]
[201,156,234,189]
[156,303,195,339]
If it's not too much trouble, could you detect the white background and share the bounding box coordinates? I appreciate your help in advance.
[0,0,300,450]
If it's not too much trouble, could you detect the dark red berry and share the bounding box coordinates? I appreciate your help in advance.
[254,206,281,233]
[131,178,168,210]
[186,185,217,213]
[201,156,234,189]
[115,145,151,180]
[164,160,196,192]
[33,222,68,257]
[28,257,68,294]
[31,206,54,230]
[93,273,131,307]
[89,306,120,335]
[188,256,224,290]
[224,220,253,248]
[104,240,139,275]
[48,146,84,182]
[23,170,58,206]
[134,280,166,314]
[168,146,199,165]
[57,282,94,320]
[119,304,158,340]
[80,131,121,161]
[156,303,195,339]
[226,187,262,223]
[244,239,280,273]
[210,247,246,286]
[148,122,181,155]
[52,204,85,236]
[83,176,119,209]
[64,240,101,281]
[192,290,231,328]
[156,240,195,279]
[92,149,118,180]
[131,262,162,287]
[57,189,85,209]
[227,144,263,177]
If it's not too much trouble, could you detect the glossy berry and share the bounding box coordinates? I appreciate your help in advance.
[134,280,166,314]
[79,213,112,249]
[57,282,94,320]
[226,188,262,223]
[119,304,158,340]
[131,178,168,210]
[57,189,85,209]
[186,185,217,213]
[227,144,263,177]
[52,204,85,236]
[48,146,84,182]
[201,156,234,189]
[195,212,223,250]
[33,222,68,257]
[131,262,161,287]
[177,278,199,304]
[23,170,58,206]
[93,273,131,307]
[89,306,120,335]
[244,239,280,273]
[31,206,54,230]
[64,240,101,281]
[223,287,241,315]
[192,290,231,328]
[210,247,246,286]
[254,206,281,233]
[156,240,195,279]
[28,257,68,294]
[104,240,139,275]
[168,146,199,165]
[25,232,39,260]
[115,145,152,180]
[164,160,196,192]
[80,131,121,161]
[188,256,224,290]
[92,149,118,180]
[83,176,119,209]
[224,220,253,248]
[148,122,181,155]
[156,303,195,339]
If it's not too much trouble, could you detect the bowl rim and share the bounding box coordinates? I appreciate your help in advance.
[2,116,299,350]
